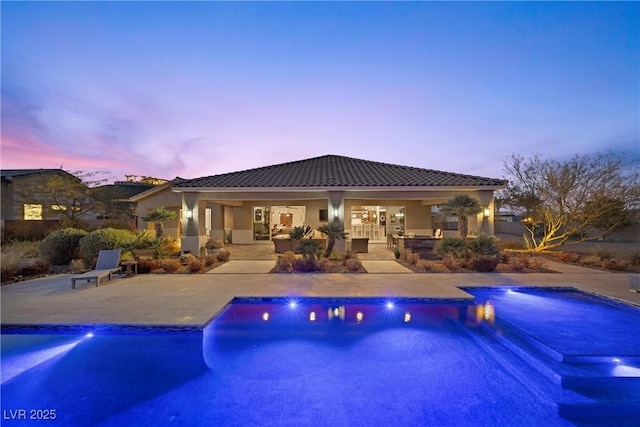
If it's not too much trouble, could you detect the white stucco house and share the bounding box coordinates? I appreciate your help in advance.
[130,155,508,254]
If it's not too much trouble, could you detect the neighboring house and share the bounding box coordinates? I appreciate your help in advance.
[131,155,508,254]
[1,169,161,239]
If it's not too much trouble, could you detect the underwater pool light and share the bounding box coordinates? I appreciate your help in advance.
[385,302,395,309]
[84,332,94,339]
[288,301,298,309]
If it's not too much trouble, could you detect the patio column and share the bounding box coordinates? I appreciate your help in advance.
[328,191,346,253]
[181,193,207,255]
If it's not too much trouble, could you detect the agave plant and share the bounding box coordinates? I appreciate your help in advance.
[297,239,321,265]
[434,237,468,259]
[468,234,500,258]
[289,225,312,241]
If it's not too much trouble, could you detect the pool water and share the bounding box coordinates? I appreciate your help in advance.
[1,288,639,426]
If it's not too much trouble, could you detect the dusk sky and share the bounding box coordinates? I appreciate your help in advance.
[2,2,638,183]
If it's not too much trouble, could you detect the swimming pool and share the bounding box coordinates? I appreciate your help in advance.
[1,288,639,426]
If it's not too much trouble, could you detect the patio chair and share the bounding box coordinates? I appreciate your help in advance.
[71,249,122,289]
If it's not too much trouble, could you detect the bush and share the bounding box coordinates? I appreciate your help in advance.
[179,254,197,264]
[204,255,218,267]
[79,228,136,264]
[1,265,17,282]
[19,260,50,276]
[556,252,581,263]
[158,259,182,273]
[216,249,231,262]
[441,257,464,271]
[293,258,318,272]
[435,237,467,259]
[468,235,500,258]
[629,249,640,267]
[274,251,296,273]
[467,257,499,272]
[344,258,363,272]
[581,255,601,266]
[69,259,86,273]
[594,247,614,262]
[37,228,87,265]
[415,260,448,273]
[602,259,629,271]
[137,259,160,274]
[186,258,205,273]
[401,250,420,265]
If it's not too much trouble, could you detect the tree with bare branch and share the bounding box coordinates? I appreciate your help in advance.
[503,151,639,251]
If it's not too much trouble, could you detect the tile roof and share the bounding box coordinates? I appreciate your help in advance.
[174,155,507,189]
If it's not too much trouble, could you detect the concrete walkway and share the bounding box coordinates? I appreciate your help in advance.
[2,258,639,327]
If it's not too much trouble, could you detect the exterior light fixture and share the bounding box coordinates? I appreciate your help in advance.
[483,207,491,219]
[185,209,193,219]
[333,208,339,219]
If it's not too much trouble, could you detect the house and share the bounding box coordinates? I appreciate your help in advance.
[1,169,161,239]
[131,155,508,254]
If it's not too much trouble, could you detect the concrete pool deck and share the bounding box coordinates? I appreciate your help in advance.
[2,259,639,327]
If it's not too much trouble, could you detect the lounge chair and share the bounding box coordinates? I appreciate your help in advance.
[71,249,122,289]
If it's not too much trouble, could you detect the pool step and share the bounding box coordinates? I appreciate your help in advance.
[473,320,640,424]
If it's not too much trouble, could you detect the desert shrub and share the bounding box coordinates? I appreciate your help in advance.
[556,252,581,263]
[602,259,629,271]
[69,259,86,273]
[37,228,87,265]
[293,258,318,272]
[594,247,614,262]
[216,249,231,262]
[179,254,197,264]
[435,237,467,259]
[79,228,136,263]
[316,257,331,272]
[1,265,18,282]
[500,240,525,250]
[342,250,358,261]
[581,255,601,266]
[344,258,363,272]
[158,259,182,273]
[328,250,343,261]
[527,257,545,271]
[186,257,205,273]
[467,257,499,272]
[468,235,500,258]
[416,260,448,273]
[137,259,160,274]
[19,260,50,276]
[509,254,530,272]
[274,251,296,273]
[441,257,464,271]
[401,250,420,265]
[629,249,640,267]
[204,255,218,267]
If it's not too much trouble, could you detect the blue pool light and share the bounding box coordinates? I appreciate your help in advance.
[85,332,94,339]
[385,301,395,309]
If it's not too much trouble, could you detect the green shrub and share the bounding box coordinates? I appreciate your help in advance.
[204,255,218,267]
[79,228,136,263]
[468,235,500,258]
[435,237,468,259]
[179,254,197,264]
[1,265,18,282]
[37,228,87,265]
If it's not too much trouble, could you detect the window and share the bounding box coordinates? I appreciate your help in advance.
[24,204,43,220]
[52,204,66,211]
[319,209,328,222]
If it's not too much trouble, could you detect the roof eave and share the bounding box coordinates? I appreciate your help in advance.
[171,184,507,193]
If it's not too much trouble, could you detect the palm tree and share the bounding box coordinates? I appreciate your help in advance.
[141,206,177,238]
[439,195,482,239]
[318,222,348,257]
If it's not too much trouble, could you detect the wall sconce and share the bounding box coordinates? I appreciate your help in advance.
[483,207,491,219]
[333,208,339,219]
[185,209,193,219]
